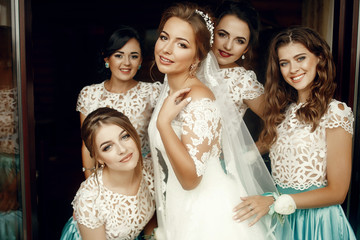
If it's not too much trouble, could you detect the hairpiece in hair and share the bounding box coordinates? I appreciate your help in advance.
[195,9,214,46]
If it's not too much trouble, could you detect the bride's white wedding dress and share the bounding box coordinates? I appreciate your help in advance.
[148,79,270,240]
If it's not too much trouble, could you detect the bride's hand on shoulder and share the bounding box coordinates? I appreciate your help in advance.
[157,88,192,128]
[232,195,274,226]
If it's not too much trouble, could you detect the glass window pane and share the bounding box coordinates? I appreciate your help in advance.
[0,0,23,239]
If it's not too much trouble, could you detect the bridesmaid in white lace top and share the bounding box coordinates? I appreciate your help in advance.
[235,27,356,239]
[70,108,155,240]
[76,26,161,178]
[211,0,264,118]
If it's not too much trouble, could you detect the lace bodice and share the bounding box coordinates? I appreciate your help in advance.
[220,67,264,118]
[270,100,354,190]
[0,88,18,154]
[76,81,162,155]
[72,161,155,240]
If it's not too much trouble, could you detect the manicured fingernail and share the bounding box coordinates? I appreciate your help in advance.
[187,97,192,102]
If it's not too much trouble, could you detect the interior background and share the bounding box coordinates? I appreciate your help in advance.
[27,0,359,239]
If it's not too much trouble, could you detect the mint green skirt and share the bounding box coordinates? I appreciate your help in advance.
[278,186,356,240]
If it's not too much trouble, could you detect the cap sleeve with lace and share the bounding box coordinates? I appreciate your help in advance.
[72,174,104,229]
[222,67,264,117]
[324,100,354,134]
[76,83,102,116]
[178,98,222,177]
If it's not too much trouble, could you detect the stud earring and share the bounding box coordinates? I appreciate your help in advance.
[105,62,109,68]
[138,65,141,70]
[241,54,245,60]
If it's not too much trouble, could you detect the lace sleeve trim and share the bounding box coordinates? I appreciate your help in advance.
[241,69,264,100]
[324,100,354,134]
[229,67,264,100]
[180,99,221,177]
[76,84,100,116]
[72,175,103,229]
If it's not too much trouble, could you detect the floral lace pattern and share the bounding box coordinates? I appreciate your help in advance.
[76,81,162,155]
[0,88,18,154]
[220,67,264,118]
[72,161,155,240]
[177,98,222,176]
[270,100,354,190]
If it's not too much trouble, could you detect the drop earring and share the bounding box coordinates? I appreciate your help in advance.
[105,62,109,68]
[241,54,245,60]
[189,63,197,77]
[138,65,141,70]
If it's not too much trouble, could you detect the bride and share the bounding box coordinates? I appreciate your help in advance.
[148,3,280,239]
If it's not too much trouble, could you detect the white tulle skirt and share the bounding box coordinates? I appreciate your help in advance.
[157,157,270,240]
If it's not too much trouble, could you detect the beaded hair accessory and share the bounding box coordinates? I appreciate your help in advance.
[195,9,214,46]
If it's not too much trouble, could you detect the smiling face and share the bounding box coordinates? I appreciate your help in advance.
[278,42,319,102]
[94,123,140,172]
[154,17,198,78]
[212,14,250,68]
[105,38,142,82]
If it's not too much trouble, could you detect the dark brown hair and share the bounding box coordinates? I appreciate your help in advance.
[214,0,260,62]
[259,26,336,147]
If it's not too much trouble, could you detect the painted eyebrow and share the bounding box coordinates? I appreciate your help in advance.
[160,30,190,44]
[99,129,126,148]
[217,29,247,41]
[217,29,229,35]
[114,50,140,55]
[279,53,306,62]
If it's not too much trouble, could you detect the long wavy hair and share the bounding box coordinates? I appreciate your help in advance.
[259,26,336,147]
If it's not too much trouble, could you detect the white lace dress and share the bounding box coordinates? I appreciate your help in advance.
[72,161,156,240]
[148,81,269,240]
[220,67,263,118]
[76,80,162,157]
[270,100,356,239]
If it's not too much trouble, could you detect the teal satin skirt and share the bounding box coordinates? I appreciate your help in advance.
[278,186,356,240]
[0,210,22,240]
[60,217,80,240]
[0,153,22,240]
